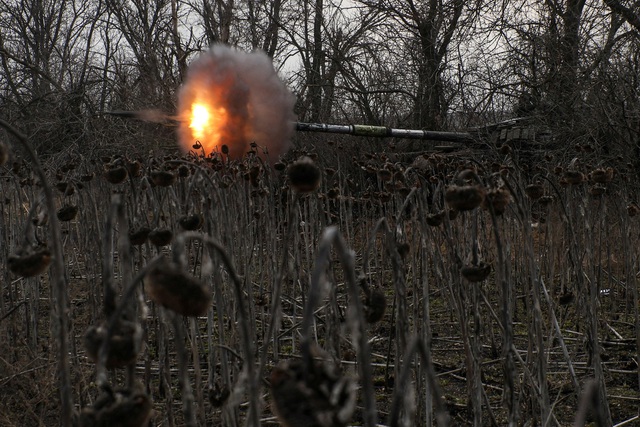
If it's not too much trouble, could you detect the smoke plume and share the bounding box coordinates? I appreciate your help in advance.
[177,44,296,162]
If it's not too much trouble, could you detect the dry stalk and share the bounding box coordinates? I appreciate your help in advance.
[539,277,579,390]
[572,379,607,427]
[619,210,640,403]
[438,203,483,425]
[0,117,73,426]
[362,216,409,386]
[388,336,450,427]
[258,192,300,375]
[169,310,198,427]
[485,187,518,425]
[177,231,260,427]
[101,196,118,317]
[506,178,552,421]
[96,255,164,388]
[305,226,377,427]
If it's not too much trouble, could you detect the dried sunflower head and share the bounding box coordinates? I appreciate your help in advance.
[288,156,321,193]
[148,228,173,247]
[445,185,485,211]
[461,262,492,282]
[270,346,356,427]
[84,320,144,369]
[104,166,128,184]
[144,259,212,317]
[75,384,152,427]
[8,247,52,277]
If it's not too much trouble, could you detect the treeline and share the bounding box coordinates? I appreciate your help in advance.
[0,0,639,159]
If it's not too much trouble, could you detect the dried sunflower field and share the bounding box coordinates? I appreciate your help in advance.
[0,130,639,427]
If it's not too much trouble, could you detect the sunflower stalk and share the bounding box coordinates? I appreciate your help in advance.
[0,117,73,426]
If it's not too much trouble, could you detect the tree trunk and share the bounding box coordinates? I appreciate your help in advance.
[308,0,324,122]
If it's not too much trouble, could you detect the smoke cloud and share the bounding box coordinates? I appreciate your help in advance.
[177,44,296,162]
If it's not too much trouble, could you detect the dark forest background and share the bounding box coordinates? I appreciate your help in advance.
[1,0,639,159]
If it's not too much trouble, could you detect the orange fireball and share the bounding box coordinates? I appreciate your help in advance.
[177,44,296,162]
[178,65,249,158]
[188,102,230,145]
[189,103,211,139]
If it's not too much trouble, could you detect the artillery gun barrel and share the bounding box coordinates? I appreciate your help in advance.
[104,111,475,143]
[295,122,474,143]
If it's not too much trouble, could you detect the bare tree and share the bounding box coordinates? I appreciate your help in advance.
[196,0,235,44]
[280,1,386,123]
[356,0,483,130]
[0,0,106,153]
[603,0,640,33]
[104,0,179,109]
